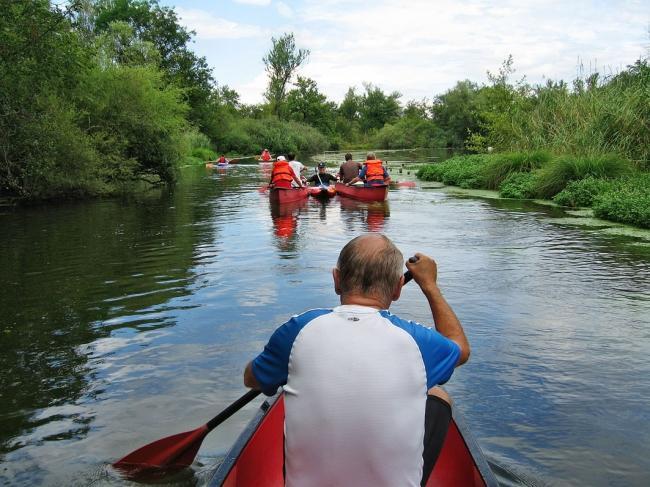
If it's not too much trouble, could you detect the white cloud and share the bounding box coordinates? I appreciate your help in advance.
[276,1,294,17]
[176,7,263,40]
[238,70,270,104]
[291,0,648,102]
[189,0,647,104]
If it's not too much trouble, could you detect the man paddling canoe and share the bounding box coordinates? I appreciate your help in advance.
[338,152,362,183]
[244,234,470,486]
[307,162,337,186]
[347,151,391,186]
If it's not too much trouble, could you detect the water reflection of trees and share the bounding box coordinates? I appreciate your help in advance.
[0,166,240,458]
[338,198,390,233]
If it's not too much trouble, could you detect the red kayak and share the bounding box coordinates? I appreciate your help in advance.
[269,187,308,204]
[307,185,336,199]
[209,393,497,487]
[335,182,388,202]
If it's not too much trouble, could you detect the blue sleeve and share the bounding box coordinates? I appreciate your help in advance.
[251,309,332,396]
[383,167,389,177]
[380,311,461,388]
[359,166,367,178]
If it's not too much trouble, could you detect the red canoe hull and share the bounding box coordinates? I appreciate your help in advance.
[269,187,308,204]
[335,182,388,202]
[209,393,497,487]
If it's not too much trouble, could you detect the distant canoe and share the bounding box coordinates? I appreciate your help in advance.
[269,187,309,204]
[206,160,236,168]
[393,180,416,188]
[335,182,388,202]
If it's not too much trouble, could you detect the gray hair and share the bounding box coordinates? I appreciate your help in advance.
[366,152,376,160]
[336,234,403,304]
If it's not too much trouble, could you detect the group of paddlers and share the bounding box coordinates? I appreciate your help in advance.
[267,151,391,189]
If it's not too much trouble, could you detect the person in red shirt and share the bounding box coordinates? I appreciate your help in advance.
[260,149,272,161]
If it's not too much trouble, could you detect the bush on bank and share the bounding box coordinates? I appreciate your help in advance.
[215,117,329,158]
[592,175,650,228]
[417,152,649,228]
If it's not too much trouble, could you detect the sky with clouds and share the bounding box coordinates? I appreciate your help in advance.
[162,0,649,104]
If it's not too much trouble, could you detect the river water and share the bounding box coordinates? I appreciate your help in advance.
[1,149,649,486]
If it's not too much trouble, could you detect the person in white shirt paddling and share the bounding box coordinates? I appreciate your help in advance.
[244,233,470,487]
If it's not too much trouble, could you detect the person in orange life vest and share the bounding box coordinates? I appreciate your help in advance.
[260,148,272,161]
[347,152,390,186]
[218,155,229,164]
[270,156,303,189]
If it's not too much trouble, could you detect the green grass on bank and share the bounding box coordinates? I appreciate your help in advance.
[417,152,650,228]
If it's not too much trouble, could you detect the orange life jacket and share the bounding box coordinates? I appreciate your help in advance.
[271,161,295,183]
[364,160,385,181]
[261,151,271,161]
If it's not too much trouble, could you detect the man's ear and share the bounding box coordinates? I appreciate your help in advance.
[392,274,404,302]
[333,268,341,295]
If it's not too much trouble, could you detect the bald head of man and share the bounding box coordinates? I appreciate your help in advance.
[333,234,405,309]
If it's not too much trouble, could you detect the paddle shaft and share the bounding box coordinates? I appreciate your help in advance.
[206,389,261,431]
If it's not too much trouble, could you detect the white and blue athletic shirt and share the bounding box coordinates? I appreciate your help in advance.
[251,304,461,487]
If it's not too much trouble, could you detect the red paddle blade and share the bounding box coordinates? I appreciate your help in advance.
[113,425,209,477]
[396,181,416,188]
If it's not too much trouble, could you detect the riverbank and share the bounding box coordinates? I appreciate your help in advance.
[416,152,650,229]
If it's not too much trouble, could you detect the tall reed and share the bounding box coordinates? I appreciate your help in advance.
[533,154,634,198]
[499,60,650,168]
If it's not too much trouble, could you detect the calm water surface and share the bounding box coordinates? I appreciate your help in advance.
[1,150,649,486]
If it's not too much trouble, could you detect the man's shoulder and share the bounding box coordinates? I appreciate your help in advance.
[287,308,333,326]
[378,310,436,337]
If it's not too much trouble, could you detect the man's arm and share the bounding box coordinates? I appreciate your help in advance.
[244,361,261,390]
[405,254,470,365]
[348,166,365,185]
[383,167,391,184]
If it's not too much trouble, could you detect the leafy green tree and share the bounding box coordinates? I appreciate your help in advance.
[403,99,430,119]
[94,20,160,67]
[339,87,361,120]
[358,83,402,132]
[431,80,481,147]
[0,0,100,198]
[263,33,310,117]
[286,77,336,134]
[471,57,529,151]
[77,64,189,184]
[215,85,241,114]
[89,0,215,131]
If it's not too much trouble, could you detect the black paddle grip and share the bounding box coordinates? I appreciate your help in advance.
[403,256,419,284]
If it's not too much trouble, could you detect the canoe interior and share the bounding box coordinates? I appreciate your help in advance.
[269,187,308,204]
[212,394,496,487]
[308,186,336,199]
[335,182,388,202]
